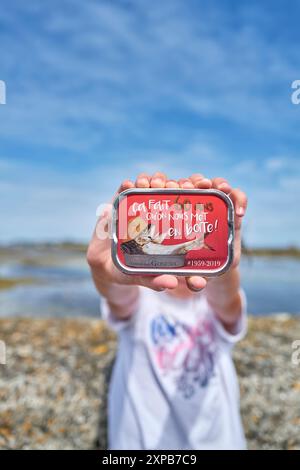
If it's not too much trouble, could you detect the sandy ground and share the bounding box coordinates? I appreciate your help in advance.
[0,315,300,450]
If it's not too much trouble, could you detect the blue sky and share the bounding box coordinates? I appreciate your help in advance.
[0,0,300,246]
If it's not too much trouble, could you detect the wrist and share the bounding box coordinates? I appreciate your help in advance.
[91,268,139,319]
[207,265,240,288]
[213,291,242,329]
[106,287,140,319]
[205,266,242,329]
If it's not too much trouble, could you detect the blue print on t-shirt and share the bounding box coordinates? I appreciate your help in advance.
[150,313,216,399]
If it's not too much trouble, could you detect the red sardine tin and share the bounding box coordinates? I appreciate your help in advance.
[112,188,234,276]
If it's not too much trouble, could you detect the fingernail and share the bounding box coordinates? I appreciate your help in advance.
[237,207,245,216]
[182,181,193,188]
[151,178,163,187]
[138,178,149,187]
[219,183,230,191]
[190,280,204,291]
[166,181,178,188]
[191,286,204,292]
[195,178,211,187]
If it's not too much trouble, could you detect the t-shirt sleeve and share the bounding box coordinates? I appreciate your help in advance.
[207,288,248,347]
[100,293,140,333]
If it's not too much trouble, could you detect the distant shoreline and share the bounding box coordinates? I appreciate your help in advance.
[242,247,300,258]
[0,242,300,258]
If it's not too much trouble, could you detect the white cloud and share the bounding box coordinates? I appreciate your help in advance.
[1,148,300,247]
[245,190,300,247]
[279,176,300,191]
[1,0,300,151]
[232,160,258,176]
[265,158,287,171]
[1,1,300,246]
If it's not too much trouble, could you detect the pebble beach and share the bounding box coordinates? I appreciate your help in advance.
[1,315,300,450]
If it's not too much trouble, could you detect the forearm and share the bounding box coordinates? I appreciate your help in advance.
[205,267,242,331]
[91,269,139,320]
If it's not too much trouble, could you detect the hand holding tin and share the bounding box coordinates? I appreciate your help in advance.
[87,173,214,320]
[184,176,247,290]
[87,176,181,305]
[210,178,247,270]
[87,172,247,322]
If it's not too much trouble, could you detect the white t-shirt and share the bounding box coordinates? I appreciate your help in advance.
[101,287,247,450]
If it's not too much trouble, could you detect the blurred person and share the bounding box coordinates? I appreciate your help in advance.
[87,172,248,450]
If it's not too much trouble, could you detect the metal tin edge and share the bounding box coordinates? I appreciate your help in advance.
[111,188,235,276]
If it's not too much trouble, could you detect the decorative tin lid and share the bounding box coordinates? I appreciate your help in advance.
[112,188,234,276]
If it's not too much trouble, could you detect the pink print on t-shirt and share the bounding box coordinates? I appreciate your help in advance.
[150,314,217,398]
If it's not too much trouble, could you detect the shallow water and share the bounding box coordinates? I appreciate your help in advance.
[240,256,300,315]
[0,248,299,317]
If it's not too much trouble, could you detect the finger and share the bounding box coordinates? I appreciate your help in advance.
[136,173,151,188]
[186,276,207,292]
[194,177,212,189]
[212,177,232,194]
[153,171,168,181]
[230,188,248,217]
[178,178,195,189]
[117,179,135,193]
[189,173,205,185]
[150,172,167,188]
[229,188,248,230]
[165,179,180,188]
[139,274,178,291]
